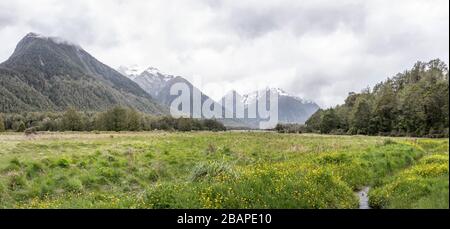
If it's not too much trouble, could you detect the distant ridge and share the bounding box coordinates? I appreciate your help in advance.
[120,66,320,128]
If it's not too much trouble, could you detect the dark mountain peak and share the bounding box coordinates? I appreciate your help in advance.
[21,32,80,47]
[14,32,81,55]
[4,32,85,72]
[0,33,167,114]
[25,32,40,38]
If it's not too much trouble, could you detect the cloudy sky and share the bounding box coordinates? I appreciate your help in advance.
[0,0,448,107]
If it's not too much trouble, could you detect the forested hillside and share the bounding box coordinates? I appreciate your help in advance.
[0,33,166,114]
[305,59,449,137]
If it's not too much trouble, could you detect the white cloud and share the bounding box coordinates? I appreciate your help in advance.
[0,0,448,107]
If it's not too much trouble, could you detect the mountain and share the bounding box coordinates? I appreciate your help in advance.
[219,88,320,128]
[119,66,218,117]
[118,66,174,98]
[120,66,320,128]
[0,33,166,114]
[241,88,320,124]
[117,65,146,80]
[119,66,250,127]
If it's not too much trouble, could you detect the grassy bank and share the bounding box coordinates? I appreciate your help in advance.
[369,140,449,209]
[0,132,447,208]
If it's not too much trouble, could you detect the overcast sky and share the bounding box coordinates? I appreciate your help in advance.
[0,0,448,107]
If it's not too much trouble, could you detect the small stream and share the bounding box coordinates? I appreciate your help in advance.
[356,186,371,209]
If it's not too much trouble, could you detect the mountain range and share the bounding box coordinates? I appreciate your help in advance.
[0,32,319,128]
[118,65,320,128]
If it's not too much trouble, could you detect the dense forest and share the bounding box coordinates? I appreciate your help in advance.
[300,59,449,137]
[0,106,226,132]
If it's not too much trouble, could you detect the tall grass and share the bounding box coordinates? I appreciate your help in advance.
[0,132,447,208]
[369,140,449,209]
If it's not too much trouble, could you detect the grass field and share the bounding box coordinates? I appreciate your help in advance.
[0,132,448,209]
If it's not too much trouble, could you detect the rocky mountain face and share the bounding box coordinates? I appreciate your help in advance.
[0,33,166,114]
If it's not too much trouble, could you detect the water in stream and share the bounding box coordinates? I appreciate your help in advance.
[357,186,371,209]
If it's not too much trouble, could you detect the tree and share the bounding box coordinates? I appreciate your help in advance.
[62,107,83,131]
[127,109,142,131]
[104,106,129,131]
[202,119,226,131]
[177,118,193,131]
[305,109,323,132]
[304,59,449,137]
[0,114,5,132]
[275,124,284,133]
[319,109,339,134]
[397,84,426,135]
[16,121,26,132]
[372,84,397,134]
[350,98,371,134]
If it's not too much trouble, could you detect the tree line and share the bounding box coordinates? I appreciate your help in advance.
[0,106,226,132]
[298,59,448,138]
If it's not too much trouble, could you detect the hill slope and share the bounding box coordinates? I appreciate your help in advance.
[0,33,166,114]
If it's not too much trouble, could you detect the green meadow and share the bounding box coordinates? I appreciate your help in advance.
[0,132,448,209]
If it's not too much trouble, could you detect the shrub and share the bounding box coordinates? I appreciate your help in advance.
[55,158,70,168]
[64,178,84,192]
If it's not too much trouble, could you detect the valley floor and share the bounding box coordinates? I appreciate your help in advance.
[0,132,448,209]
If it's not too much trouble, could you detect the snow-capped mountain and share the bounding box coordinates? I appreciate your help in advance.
[241,88,314,107]
[226,88,320,125]
[117,65,145,80]
[118,65,174,97]
[120,65,320,128]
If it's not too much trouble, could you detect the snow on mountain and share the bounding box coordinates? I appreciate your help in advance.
[117,65,174,97]
[117,65,145,79]
[241,88,314,106]
[143,67,161,75]
[118,64,320,126]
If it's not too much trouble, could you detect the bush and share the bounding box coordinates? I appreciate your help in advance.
[275,123,307,133]
[64,178,84,192]
[55,158,70,168]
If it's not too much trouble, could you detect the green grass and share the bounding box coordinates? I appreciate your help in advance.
[0,132,448,208]
[369,144,449,209]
